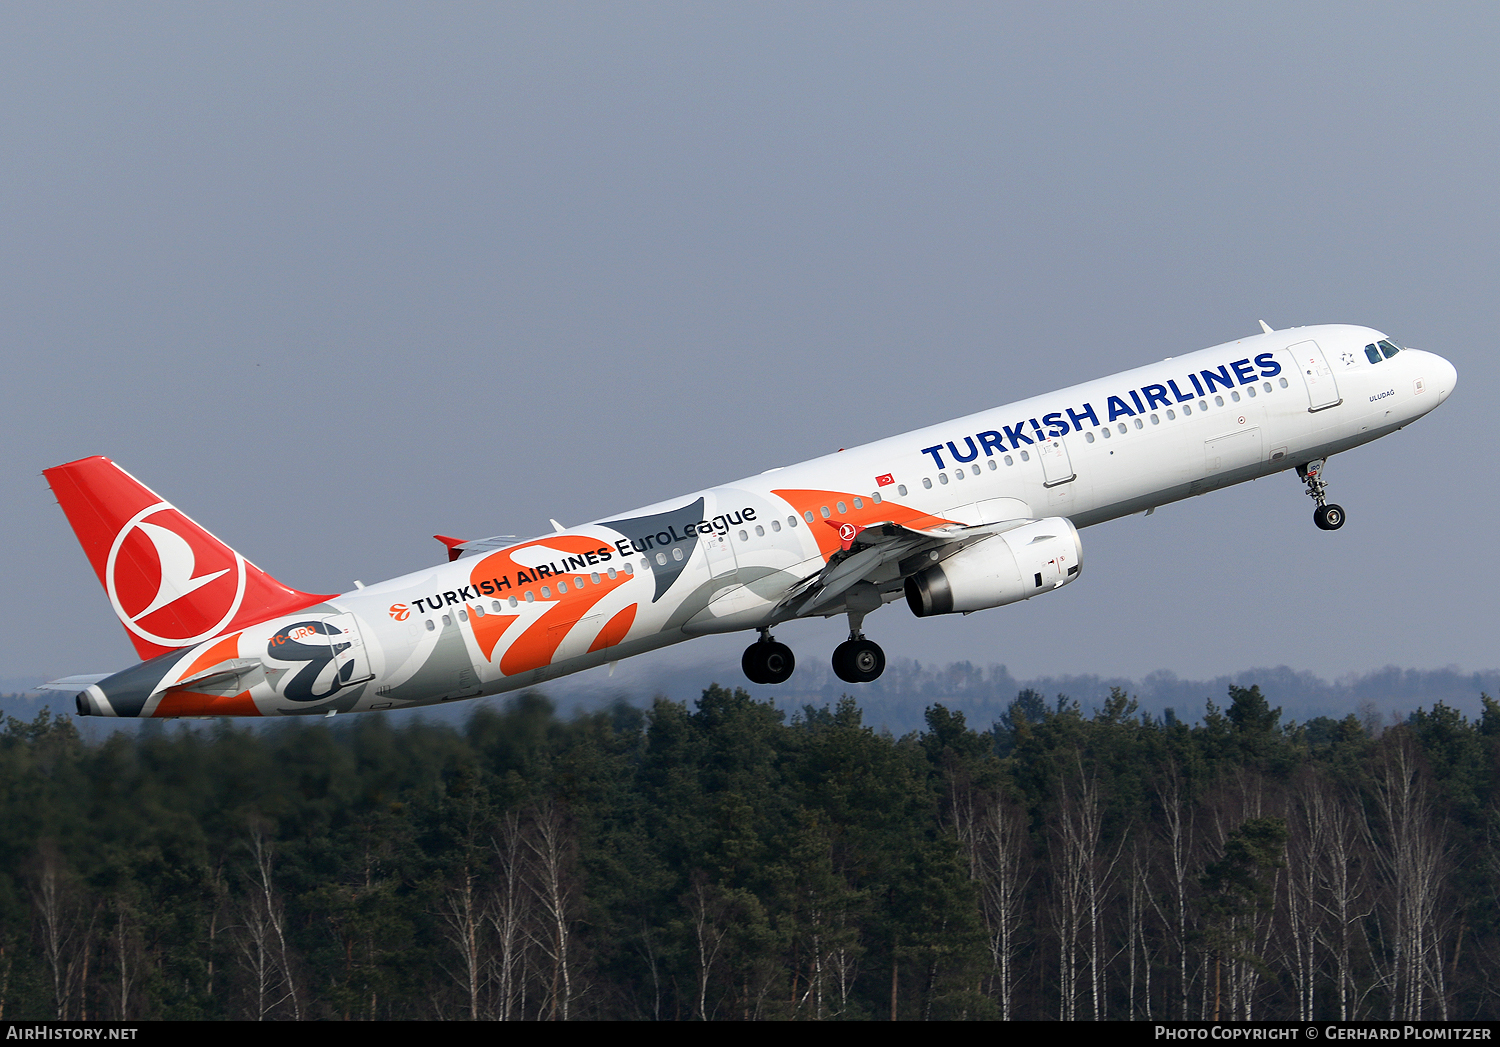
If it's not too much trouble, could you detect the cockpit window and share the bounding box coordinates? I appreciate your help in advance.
[1378,339,1401,359]
[1365,344,1382,364]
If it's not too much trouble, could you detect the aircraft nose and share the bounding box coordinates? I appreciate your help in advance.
[1432,352,1457,403]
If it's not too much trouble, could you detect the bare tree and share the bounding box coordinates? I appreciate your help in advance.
[439,861,490,1020]
[975,792,1029,1020]
[523,798,578,1020]
[31,843,92,1021]
[1368,735,1450,1020]
[233,825,301,1021]
[1049,752,1123,1020]
[490,809,533,1021]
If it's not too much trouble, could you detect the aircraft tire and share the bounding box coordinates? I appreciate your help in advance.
[832,639,885,684]
[743,641,795,685]
[761,642,795,684]
[1314,504,1346,531]
[742,644,768,684]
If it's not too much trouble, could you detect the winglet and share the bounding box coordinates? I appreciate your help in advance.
[434,534,467,562]
[1259,319,1274,334]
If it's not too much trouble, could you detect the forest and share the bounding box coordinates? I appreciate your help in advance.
[0,681,1495,1021]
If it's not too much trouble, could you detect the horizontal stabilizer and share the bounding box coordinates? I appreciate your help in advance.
[37,674,110,693]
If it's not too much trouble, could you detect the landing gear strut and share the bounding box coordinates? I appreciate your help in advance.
[831,608,886,684]
[742,629,795,685]
[1298,458,1345,531]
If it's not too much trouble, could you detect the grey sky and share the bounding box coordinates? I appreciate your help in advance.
[3,4,1495,688]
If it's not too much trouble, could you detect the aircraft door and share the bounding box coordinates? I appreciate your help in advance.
[700,524,740,592]
[1038,437,1076,487]
[1287,340,1341,411]
[323,613,375,688]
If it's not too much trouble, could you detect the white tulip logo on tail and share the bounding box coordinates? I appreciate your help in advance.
[105,501,248,650]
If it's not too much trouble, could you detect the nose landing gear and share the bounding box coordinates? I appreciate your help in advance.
[1299,459,1345,531]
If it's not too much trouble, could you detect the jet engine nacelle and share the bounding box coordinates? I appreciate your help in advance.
[904,517,1083,617]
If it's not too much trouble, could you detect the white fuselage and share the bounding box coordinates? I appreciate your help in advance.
[84,325,1455,717]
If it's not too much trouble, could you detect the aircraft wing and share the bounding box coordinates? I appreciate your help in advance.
[783,517,1035,617]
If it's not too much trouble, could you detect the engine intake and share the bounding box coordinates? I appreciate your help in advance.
[905,517,1082,617]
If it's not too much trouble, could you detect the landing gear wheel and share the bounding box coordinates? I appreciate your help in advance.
[742,641,795,685]
[1314,503,1346,531]
[832,639,886,684]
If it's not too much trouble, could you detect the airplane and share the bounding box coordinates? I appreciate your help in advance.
[40,323,1455,719]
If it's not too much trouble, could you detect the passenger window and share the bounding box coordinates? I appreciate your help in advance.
[939,473,949,484]
[1199,400,1208,410]
[872,492,882,503]
[458,609,468,621]
[1117,423,1127,434]
[624,563,634,575]
[607,568,617,580]
[954,469,964,480]
[525,592,535,603]
[1150,414,1159,425]
[655,552,667,565]
[672,547,684,560]
[789,515,800,526]
[987,460,996,470]
[541,586,551,598]
[1182,404,1192,415]
[591,572,600,584]
[836,501,847,513]
[971,464,980,476]
[473,605,484,617]
[1102,428,1112,438]
[755,525,765,536]
[640,557,650,569]
[492,600,502,612]
[771,519,781,532]
[443,614,452,625]
[425,619,435,632]
[1230,391,1240,402]
[1166,409,1176,420]
[508,596,519,607]
[1263,382,1272,392]
[1246,386,1256,398]
[1214,396,1224,407]
[853,497,863,509]
[804,511,815,522]
[1280,377,1289,388]
[922,477,932,489]
[898,485,908,496]
[1020,450,1030,461]
[1004,455,1014,464]
[557,580,567,593]
[1085,431,1095,443]
[820,506,830,518]
[1133,418,1143,429]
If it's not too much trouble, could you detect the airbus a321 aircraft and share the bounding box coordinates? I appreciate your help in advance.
[41,324,1455,719]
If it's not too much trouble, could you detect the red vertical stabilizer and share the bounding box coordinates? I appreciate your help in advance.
[44,456,335,660]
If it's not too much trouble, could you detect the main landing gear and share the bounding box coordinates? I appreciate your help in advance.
[1298,458,1346,531]
[742,630,795,685]
[831,607,886,684]
[740,615,889,687]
